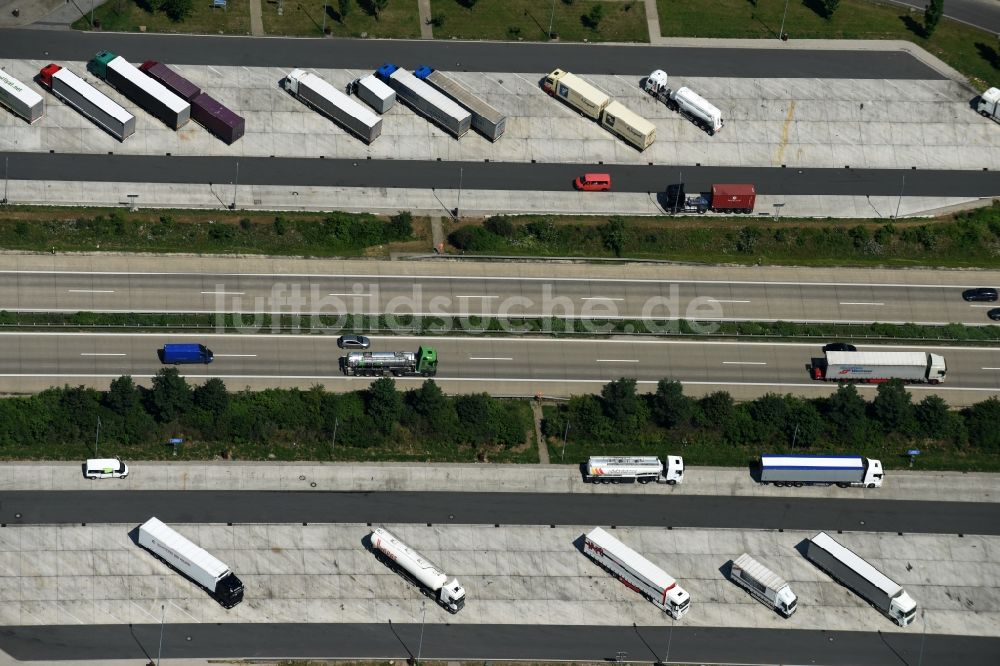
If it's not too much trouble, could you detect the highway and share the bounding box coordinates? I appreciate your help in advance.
[2,490,998,534]
[4,151,1000,196]
[0,624,995,665]
[0,29,941,79]
[4,267,1000,326]
[1,333,998,393]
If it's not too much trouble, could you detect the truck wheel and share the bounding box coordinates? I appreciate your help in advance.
[867,483,876,488]
[794,482,804,488]
[667,480,677,486]
[983,111,991,117]
[837,483,849,488]
[774,482,784,488]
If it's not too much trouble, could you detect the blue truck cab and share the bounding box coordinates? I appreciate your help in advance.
[160,343,214,364]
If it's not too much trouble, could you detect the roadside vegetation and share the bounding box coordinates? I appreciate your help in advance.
[0,207,424,257]
[543,378,1000,472]
[447,203,1000,268]
[0,373,536,463]
[658,0,998,91]
[262,0,420,39]
[72,0,251,34]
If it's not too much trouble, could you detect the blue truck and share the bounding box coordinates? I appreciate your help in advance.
[160,343,214,364]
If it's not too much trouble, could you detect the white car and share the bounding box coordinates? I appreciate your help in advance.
[84,457,129,479]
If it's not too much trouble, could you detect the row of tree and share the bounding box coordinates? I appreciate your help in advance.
[542,377,1000,451]
[0,370,530,459]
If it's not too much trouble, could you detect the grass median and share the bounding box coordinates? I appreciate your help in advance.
[72,0,251,34]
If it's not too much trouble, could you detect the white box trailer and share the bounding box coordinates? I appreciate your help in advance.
[760,454,883,488]
[977,87,1000,122]
[377,64,471,138]
[730,553,797,617]
[88,51,190,129]
[0,70,43,123]
[354,73,395,113]
[137,517,244,608]
[805,531,917,626]
[284,69,382,144]
[815,350,946,384]
[586,455,684,484]
[371,527,466,612]
[39,64,135,141]
[583,527,690,619]
[415,67,506,142]
[599,100,656,151]
[542,68,610,120]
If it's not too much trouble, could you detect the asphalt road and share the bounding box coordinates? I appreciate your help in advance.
[1,333,998,393]
[1,490,998,535]
[885,0,1000,33]
[4,267,1000,326]
[0,29,942,79]
[0,624,995,665]
[4,151,1000,196]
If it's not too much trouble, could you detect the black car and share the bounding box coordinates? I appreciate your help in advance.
[337,334,371,349]
[989,308,1000,321]
[962,287,999,302]
[823,343,857,353]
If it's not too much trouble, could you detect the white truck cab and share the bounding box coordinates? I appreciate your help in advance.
[663,455,684,484]
[891,589,918,626]
[978,87,1000,122]
[862,458,884,488]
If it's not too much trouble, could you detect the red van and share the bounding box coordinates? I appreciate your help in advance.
[574,173,612,191]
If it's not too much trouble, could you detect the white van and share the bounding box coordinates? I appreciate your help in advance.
[84,457,129,479]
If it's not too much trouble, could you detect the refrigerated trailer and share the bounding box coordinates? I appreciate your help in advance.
[583,527,690,619]
[137,517,244,608]
[760,454,883,488]
[414,66,506,141]
[353,73,395,113]
[542,68,610,120]
[599,100,656,151]
[87,51,190,129]
[805,531,916,626]
[340,346,438,377]
[284,69,382,144]
[586,456,684,484]
[140,61,245,144]
[0,70,43,123]
[813,351,947,384]
[377,64,471,138]
[729,553,797,617]
[38,64,135,141]
[370,527,466,612]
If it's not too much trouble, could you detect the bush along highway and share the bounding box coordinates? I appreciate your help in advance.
[0,371,998,471]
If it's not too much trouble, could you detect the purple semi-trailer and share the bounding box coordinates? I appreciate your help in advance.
[140,60,245,144]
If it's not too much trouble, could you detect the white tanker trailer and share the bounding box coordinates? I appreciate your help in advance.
[370,527,466,613]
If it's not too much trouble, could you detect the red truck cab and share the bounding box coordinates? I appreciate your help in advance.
[38,64,62,88]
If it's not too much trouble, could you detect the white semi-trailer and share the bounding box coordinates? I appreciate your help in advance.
[370,527,466,613]
[376,64,471,138]
[760,454,883,488]
[87,51,190,129]
[805,531,917,626]
[643,70,723,135]
[284,69,382,144]
[586,456,684,484]
[415,66,507,142]
[813,350,946,384]
[39,64,135,141]
[583,527,690,619]
[0,70,43,123]
[729,553,797,617]
[137,517,244,608]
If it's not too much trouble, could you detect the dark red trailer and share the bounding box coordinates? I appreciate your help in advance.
[190,91,245,144]
[710,184,756,214]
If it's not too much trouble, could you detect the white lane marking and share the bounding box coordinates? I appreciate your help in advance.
[67,289,115,293]
[200,291,245,295]
[723,361,767,365]
[168,599,201,623]
[706,299,751,303]
[581,297,625,301]
[969,305,998,308]
[596,359,639,363]
[213,354,258,358]
[456,295,499,299]
[983,367,1000,371]
[329,292,371,297]
[469,357,513,361]
[80,353,126,357]
[840,302,885,306]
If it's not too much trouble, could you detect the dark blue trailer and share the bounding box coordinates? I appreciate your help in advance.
[160,343,214,364]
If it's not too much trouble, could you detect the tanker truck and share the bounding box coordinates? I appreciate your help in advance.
[812,350,946,384]
[643,70,723,135]
[586,455,684,484]
[370,527,466,613]
[340,346,437,377]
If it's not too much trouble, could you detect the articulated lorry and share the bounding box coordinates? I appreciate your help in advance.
[584,527,690,619]
[0,70,43,124]
[284,69,382,144]
[805,531,917,626]
[812,350,946,384]
[39,64,135,141]
[137,517,244,608]
[377,64,471,139]
[664,183,756,214]
[87,51,190,129]
[729,553,797,617]
[542,69,655,151]
[586,455,684,484]
[643,70,723,135]
[760,454,883,488]
[414,66,506,142]
[340,346,438,377]
[370,527,466,613]
[140,61,245,144]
